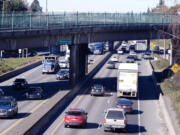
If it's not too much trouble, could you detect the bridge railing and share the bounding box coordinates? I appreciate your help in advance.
[0,12,176,32]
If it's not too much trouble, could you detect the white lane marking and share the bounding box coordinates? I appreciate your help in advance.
[138,88,141,135]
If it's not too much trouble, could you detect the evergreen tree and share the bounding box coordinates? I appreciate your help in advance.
[30,0,42,12]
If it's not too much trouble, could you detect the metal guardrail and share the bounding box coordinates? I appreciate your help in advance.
[0,12,177,32]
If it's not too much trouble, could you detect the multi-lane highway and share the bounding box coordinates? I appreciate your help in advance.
[37,51,168,135]
[0,43,169,135]
[0,53,105,135]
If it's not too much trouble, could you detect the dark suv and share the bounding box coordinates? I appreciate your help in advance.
[0,96,18,118]
[12,78,29,90]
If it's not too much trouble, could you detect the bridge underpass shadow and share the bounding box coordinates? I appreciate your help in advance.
[0,80,70,102]
[138,75,161,100]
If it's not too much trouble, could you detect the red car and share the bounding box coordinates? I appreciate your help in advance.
[64,108,88,128]
[116,98,133,113]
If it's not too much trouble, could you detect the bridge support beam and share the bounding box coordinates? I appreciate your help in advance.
[69,43,88,87]
[147,39,150,52]
[109,41,114,51]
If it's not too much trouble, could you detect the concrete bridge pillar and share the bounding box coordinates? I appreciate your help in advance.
[147,39,150,52]
[69,43,88,87]
[109,41,114,51]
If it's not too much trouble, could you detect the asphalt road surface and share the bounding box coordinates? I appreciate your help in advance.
[0,54,103,134]
[39,50,169,135]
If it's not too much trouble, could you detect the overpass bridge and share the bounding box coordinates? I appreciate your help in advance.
[0,12,179,86]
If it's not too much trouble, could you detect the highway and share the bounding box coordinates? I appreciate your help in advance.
[0,53,104,135]
[37,49,168,135]
[0,43,169,135]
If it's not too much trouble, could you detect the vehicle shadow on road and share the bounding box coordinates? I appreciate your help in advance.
[85,122,99,129]
[1,80,70,102]
[15,112,31,119]
[110,124,146,133]
[130,109,143,115]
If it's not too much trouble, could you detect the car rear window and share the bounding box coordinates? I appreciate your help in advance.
[106,110,124,119]
[15,79,25,82]
[67,111,82,116]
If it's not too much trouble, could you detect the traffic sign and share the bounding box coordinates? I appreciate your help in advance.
[171,63,180,73]
[150,43,154,48]
[59,39,72,45]
[18,49,22,53]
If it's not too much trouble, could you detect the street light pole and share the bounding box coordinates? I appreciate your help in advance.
[46,0,48,14]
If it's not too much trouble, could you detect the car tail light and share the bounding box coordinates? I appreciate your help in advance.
[124,120,127,125]
[116,105,122,108]
[127,105,132,108]
[104,119,106,123]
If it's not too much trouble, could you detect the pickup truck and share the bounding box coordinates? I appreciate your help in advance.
[104,108,127,132]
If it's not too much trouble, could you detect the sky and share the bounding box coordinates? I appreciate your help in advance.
[27,0,179,13]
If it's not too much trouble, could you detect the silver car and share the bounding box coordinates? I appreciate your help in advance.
[104,108,127,132]
[91,84,104,96]
[0,96,18,118]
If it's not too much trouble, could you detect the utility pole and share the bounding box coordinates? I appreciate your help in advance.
[46,0,48,14]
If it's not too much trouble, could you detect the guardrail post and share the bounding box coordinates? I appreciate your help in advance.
[11,12,14,31]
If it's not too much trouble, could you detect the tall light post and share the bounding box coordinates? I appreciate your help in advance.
[46,0,48,14]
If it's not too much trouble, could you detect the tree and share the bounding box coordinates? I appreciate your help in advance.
[30,0,42,12]
[147,8,151,14]
[2,0,28,12]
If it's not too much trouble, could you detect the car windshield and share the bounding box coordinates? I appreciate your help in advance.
[67,111,82,116]
[0,101,11,107]
[45,59,55,63]
[15,79,25,82]
[106,110,124,119]
[59,61,66,64]
[94,85,102,89]
[117,99,131,105]
[58,70,66,74]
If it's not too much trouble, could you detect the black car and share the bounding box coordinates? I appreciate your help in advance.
[12,78,29,90]
[25,87,44,99]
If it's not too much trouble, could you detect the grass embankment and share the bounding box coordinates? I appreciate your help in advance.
[0,56,42,75]
[151,39,171,48]
[152,55,170,70]
[160,72,180,124]
[152,55,180,124]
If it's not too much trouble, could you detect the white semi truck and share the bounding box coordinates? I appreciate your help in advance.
[42,55,59,74]
[117,63,138,98]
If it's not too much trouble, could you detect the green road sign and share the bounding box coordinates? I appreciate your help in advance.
[59,39,72,45]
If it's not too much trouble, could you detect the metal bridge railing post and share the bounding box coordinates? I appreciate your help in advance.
[104,12,106,26]
[46,13,49,30]
[76,11,78,26]
[30,13,32,30]
[11,12,14,32]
